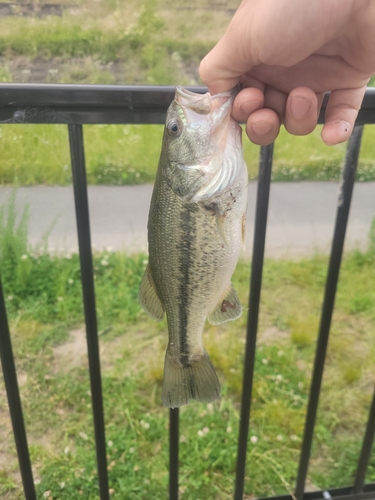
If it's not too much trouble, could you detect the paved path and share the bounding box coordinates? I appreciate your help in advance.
[0,182,374,258]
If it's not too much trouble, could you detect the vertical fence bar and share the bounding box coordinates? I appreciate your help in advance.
[169,408,179,500]
[68,123,109,500]
[353,387,375,493]
[0,279,36,500]
[295,125,364,500]
[234,144,274,500]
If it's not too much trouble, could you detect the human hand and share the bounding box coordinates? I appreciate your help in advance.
[199,0,375,146]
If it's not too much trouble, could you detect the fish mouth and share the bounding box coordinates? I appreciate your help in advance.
[175,86,237,101]
[175,87,212,115]
[175,86,236,126]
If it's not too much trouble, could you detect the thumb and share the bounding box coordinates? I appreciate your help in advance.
[199,17,256,95]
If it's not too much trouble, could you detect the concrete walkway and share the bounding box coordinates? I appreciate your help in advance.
[0,182,374,258]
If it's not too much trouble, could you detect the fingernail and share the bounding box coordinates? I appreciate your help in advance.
[251,121,272,136]
[240,100,262,114]
[290,96,311,121]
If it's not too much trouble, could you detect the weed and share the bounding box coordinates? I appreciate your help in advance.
[0,190,30,287]
[349,294,374,314]
[0,124,71,186]
[0,193,375,496]
[60,64,115,85]
[369,217,375,253]
[0,246,374,498]
[1,123,375,186]
[0,64,12,82]
[342,365,362,385]
[0,1,373,182]
[0,1,211,87]
[1,0,375,187]
[289,314,318,347]
[0,470,16,496]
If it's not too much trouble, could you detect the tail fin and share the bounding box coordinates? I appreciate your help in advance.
[162,349,220,408]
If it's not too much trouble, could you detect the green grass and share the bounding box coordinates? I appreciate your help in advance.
[0,194,374,498]
[0,1,214,86]
[0,0,375,185]
[0,0,222,57]
[1,123,375,186]
[0,124,164,186]
[1,1,374,495]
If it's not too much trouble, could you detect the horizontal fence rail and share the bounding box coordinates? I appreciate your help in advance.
[0,83,375,124]
[0,84,374,500]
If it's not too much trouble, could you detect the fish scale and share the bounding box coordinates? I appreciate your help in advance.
[139,86,248,407]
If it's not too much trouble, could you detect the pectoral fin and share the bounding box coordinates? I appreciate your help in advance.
[208,283,242,325]
[138,265,165,320]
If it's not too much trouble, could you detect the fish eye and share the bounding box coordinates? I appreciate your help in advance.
[167,119,182,137]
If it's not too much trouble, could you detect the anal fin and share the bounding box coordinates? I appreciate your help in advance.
[208,283,242,325]
[138,265,164,320]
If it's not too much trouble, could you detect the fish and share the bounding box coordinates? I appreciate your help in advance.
[139,86,248,408]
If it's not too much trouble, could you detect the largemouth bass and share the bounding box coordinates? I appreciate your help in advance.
[139,86,248,407]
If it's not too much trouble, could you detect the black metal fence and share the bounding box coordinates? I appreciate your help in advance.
[0,84,374,500]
